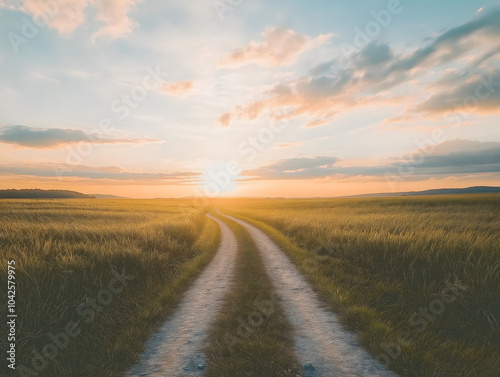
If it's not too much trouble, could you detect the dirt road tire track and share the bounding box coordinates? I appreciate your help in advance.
[221,213,398,377]
[126,214,237,377]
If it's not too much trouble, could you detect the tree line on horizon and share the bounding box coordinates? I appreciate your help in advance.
[0,189,94,199]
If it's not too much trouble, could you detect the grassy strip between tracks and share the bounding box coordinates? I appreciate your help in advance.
[221,208,500,377]
[204,212,301,377]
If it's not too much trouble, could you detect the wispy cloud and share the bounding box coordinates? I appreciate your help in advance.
[415,68,500,114]
[0,125,160,148]
[276,142,302,148]
[162,80,195,97]
[5,0,143,39]
[21,0,90,34]
[91,0,143,40]
[219,27,332,67]
[0,163,200,183]
[243,140,500,180]
[218,8,500,128]
[243,156,339,179]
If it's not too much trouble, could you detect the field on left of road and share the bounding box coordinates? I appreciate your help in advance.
[0,199,220,377]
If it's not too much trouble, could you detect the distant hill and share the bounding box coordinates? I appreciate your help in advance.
[342,186,500,198]
[0,189,95,199]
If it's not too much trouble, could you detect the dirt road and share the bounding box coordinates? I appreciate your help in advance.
[126,214,237,377]
[222,213,397,377]
[127,212,397,376]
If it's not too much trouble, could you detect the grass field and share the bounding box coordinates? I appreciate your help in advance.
[0,199,219,377]
[217,194,500,376]
[1,196,499,376]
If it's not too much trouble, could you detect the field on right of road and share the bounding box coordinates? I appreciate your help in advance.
[218,194,500,377]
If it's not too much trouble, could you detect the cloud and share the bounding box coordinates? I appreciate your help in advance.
[357,41,393,67]
[381,7,500,75]
[21,0,91,34]
[217,112,232,127]
[276,142,301,148]
[399,139,500,169]
[217,100,267,127]
[243,140,500,180]
[91,0,142,40]
[0,163,200,183]
[218,8,500,127]
[415,68,500,115]
[7,0,142,39]
[162,80,195,97]
[219,27,332,67]
[217,70,356,127]
[0,125,159,148]
[243,156,339,179]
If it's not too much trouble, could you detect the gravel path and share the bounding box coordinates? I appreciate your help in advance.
[222,213,398,377]
[126,214,237,377]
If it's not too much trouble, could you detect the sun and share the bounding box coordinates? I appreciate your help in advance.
[199,162,240,197]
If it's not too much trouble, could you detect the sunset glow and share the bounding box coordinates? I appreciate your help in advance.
[1,0,499,197]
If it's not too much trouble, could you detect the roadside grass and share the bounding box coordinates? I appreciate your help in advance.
[216,195,500,377]
[204,212,300,377]
[0,199,220,377]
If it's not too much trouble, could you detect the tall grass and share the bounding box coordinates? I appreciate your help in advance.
[0,199,219,377]
[218,195,500,376]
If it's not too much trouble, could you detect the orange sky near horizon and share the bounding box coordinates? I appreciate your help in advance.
[1,174,499,198]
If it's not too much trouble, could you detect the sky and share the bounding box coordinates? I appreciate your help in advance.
[0,0,499,198]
